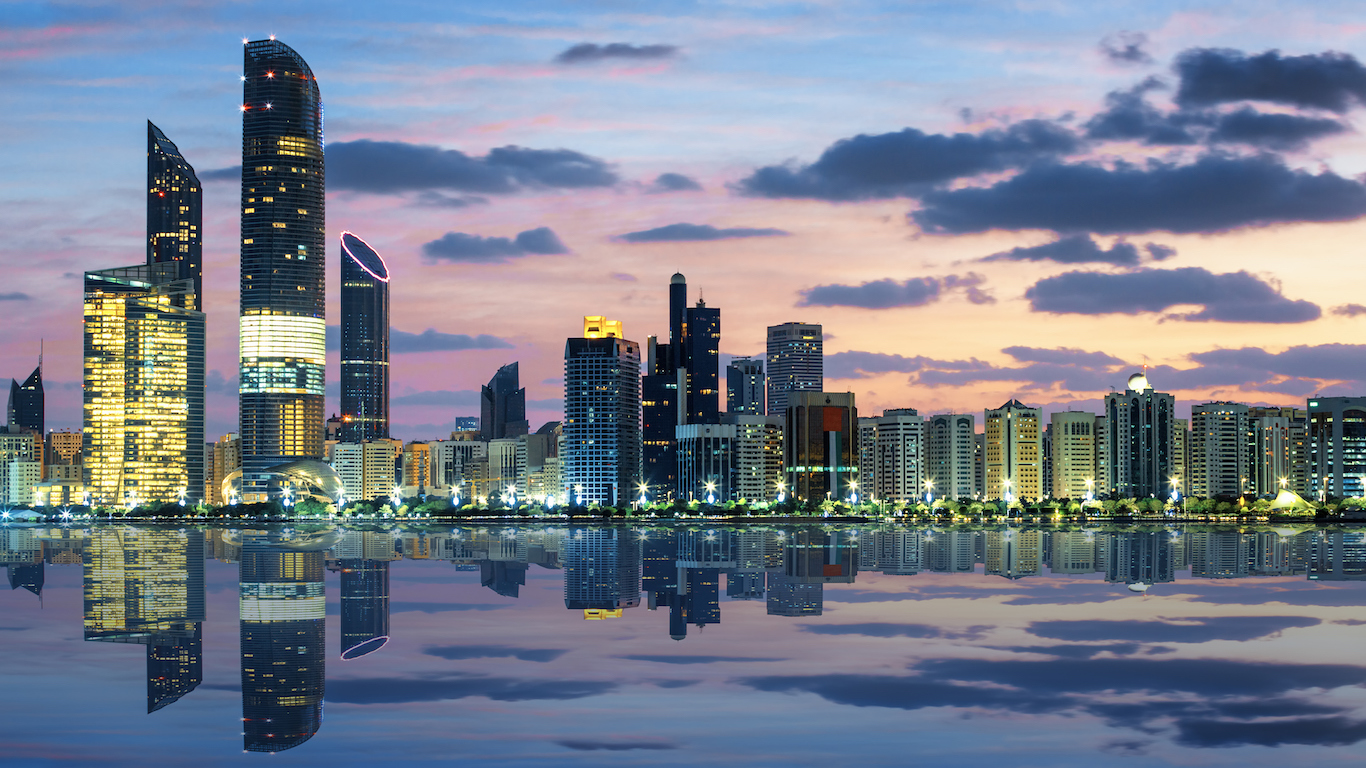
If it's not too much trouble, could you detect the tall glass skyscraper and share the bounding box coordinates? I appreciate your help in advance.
[147,121,202,303]
[564,317,641,506]
[239,38,326,501]
[7,363,43,435]
[480,362,528,441]
[339,232,389,442]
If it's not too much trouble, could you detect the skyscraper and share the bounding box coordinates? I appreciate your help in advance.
[784,391,857,503]
[1103,372,1176,499]
[925,413,976,500]
[766,322,822,417]
[147,121,203,302]
[858,409,925,503]
[1050,411,1097,500]
[480,362,528,441]
[984,400,1042,501]
[1190,401,1251,498]
[339,232,389,442]
[238,38,326,501]
[726,357,765,414]
[1307,397,1366,500]
[563,317,641,505]
[84,263,205,504]
[339,559,389,660]
[8,363,43,436]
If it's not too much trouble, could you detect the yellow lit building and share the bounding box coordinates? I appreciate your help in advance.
[984,400,1042,501]
[84,263,205,506]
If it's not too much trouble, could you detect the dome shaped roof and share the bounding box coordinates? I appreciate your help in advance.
[1127,371,1151,392]
[670,272,686,284]
[1127,582,1151,593]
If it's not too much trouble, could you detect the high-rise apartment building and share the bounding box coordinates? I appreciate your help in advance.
[1190,402,1251,498]
[925,414,976,500]
[1308,397,1366,499]
[238,38,326,501]
[732,414,784,501]
[1249,406,1308,496]
[726,357,765,414]
[766,322,822,417]
[1103,372,1176,499]
[84,263,205,505]
[331,439,400,502]
[338,232,389,442]
[984,400,1041,501]
[480,362,528,441]
[211,433,242,504]
[784,391,857,503]
[858,409,925,503]
[1050,411,1097,500]
[1173,417,1189,491]
[564,317,641,505]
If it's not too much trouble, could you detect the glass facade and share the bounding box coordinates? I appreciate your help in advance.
[83,263,205,505]
[563,320,641,506]
[239,38,326,500]
[339,232,389,442]
[147,121,202,304]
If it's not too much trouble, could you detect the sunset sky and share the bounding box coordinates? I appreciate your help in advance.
[6,1,1366,440]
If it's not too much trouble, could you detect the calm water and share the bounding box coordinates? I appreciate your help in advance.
[2,523,1365,766]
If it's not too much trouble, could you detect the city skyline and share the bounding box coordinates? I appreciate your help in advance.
[9,4,1366,446]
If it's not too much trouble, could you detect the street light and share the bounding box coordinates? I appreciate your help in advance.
[1084,478,1094,504]
[705,481,716,505]
[637,482,649,509]
[1002,478,1013,504]
[775,480,786,504]
[923,479,934,505]
[847,479,859,505]
[575,484,584,506]
[1169,476,1181,503]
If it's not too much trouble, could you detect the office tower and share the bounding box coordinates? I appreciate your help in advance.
[563,317,641,506]
[339,559,389,659]
[675,423,737,501]
[1050,411,1097,500]
[732,414,784,501]
[859,409,924,503]
[642,274,722,493]
[766,322,822,417]
[147,121,203,302]
[1190,402,1251,498]
[1103,372,1176,499]
[84,263,205,505]
[726,357,764,414]
[239,534,326,752]
[1105,531,1175,587]
[238,38,327,501]
[481,560,529,598]
[1307,397,1366,500]
[480,362,528,442]
[563,528,641,613]
[984,400,1042,501]
[8,362,43,435]
[784,391,857,503]
[338,232,390,442]
[1249,406,1308,496]
[83,529,206,712]
[985,529,1043,579]
[925,414,975,500]
[1307,531,1366,581]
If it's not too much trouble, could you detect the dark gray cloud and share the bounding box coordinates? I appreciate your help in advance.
[328,140,617,194]
[205,369,237,394]
[647,172,703,193]
[996,643,1145,659]
[736,120,1080,201]
[1002,346,1125,367]
[614,223,788,243]
[326,327,514,352]
[1186,343,1366,384]
[1085,78,1205,145]
[555,43,678,65]
[0,292,32,301]
[1175,48,1366,113]
[326,675,615,704]
[1024,267,1321,323]
[1177,716,1366,748]
[913,154,1366,235]
[802,623,990,640]
[198,165,240,182]
[422,227,569,263]
[413,191,490,208]
[981,235,1175,266]
[556,740,676,751]
[1029,616,1321,644]
[425,644,568,663]
[1209,107,1348,150]
[1333,303,1366,317]
[618,654,783,665]
[799,273,989,309]
[1100,31,1154,65]
[824,351,983,379]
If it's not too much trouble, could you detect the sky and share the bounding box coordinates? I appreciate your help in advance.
[7,1,1366,441]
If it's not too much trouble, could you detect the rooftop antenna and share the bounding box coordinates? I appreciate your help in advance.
[38,339,43,373]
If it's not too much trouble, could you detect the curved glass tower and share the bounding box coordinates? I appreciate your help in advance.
[238,39,326,501]
[147,121,202,303]
[339,231,389,442]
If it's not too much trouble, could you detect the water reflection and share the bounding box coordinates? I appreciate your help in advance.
[3,522,1366,758]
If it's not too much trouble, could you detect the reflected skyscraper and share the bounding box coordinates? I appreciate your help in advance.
[148,627,203,713]
[238,38,327,501]
[564,528,640,614]
[240,534,326,752]
[767,573,823,616]
[481,560,528,598]
[339,559,389,660]
[1105,531,1175,588]
[339,232,390,442]
[1308,531,1366,581]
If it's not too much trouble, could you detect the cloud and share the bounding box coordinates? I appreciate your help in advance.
[425,644,568,663]
[996,643,1145,659]
[613,223,788,243]
[325,601,510,614]
[799,273,990,309]
[609,272,637,282]
[1084,78,1205,146]
[647,172,702,193]
[0,292,32,301]
[327,140,617,194]
[981,235,1169,266]
[205,369,237,394]
[326,675,615,704]
[1023,267,1321,323]
[422,227,569,263]
[413,191,490,208]
[912,154,1366,235]
[1186,343,1366,383]
[393,329,515,353]
[1029,616,1321,644]
[1100,31,1154,65]
[617,654,783,665]
[1334,304,1366,317]
[198,165,240,182]
[1003,346,1125,367]
[555,740,676,751]
[735,120,1080,201]
[555,43,678,65]
[391,390,481,407]
[1209,108,1347,150]
[801,623,990,640]
[1176,717,1366,748]
[1175,48,1366,113]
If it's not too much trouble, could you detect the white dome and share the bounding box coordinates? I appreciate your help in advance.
[1127,372,1151,392]
[1127,582,1151,593]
